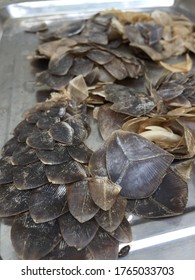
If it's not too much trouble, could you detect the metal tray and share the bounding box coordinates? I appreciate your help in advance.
[0,0,195,260]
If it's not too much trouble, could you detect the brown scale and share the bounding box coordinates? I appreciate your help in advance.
[0,97,190,259]
[0,95,134,260]
[1,11,195,261]
[33,13,145,90]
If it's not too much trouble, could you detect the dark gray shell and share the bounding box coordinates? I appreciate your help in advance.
[41,239,93,260]
[29,184,68,223]
[89,130,174,199]
[95,196,127,232]
[0,157,13,184]
[34,12,145,90]
[134,167,188,218]
[11,212,61,260]
[67,180,99,223]
[59,212,98,250]
[103,84,156,117]
[0,99,98,258]
[87,228,119,260]
[0,184,30,217]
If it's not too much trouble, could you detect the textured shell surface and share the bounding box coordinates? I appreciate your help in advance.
[1,9,195,261]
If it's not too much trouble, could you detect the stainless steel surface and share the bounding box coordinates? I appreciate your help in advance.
[0,0,195,260]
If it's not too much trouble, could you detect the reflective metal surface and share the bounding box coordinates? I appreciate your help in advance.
[0,0,195,260]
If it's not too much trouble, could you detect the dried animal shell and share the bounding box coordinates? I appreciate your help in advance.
[126,199,136,214]
[49,53,74,76]
[95,196,127,232]
[1,137,19,157]
[171,158,194,183]
[37,40,66,58]
[45,160,87,184]
[59,212,98,250]
[98,66,116,82]
[110,217,132,243]
[86,49,114,65]
[88,176,121,211]
[104,57,128,80]
[87,228,119,260]
[139,126,181,146]
[36,144,72,165]
[29,184,68,223]
[84,67,100,85]
[0,92,133,260]
[90,130,174,200]
[96,103,127,140]
[0,183,30,217]
[167,107,195,117]
[0,157,13,184]
[36,71,73,90]
[49,122,74,145]
[12,145,38,166]
[134,166,188,218]
[101,10,152,24]
[88,31,108,45]
[58,20,86,38]
[11,212,61,259]
[36,115,60,130]
[88,141,108,177]
[66,117,88,144]
[122,116,195,159]
[103,84,155,117]
[14,120,36,143]
[27,130,54,150]
[67,143,92,163]
[3,10,195,260]
[67,180,99,223]
[34,16,145,88]
[102,10,195,62]
[118,245,131,258]
[42,239,92,260]
[155,72,195,109]
[69,57,94,77]
[106,130,174,199]
[67,75,89,103]
[13,162,48,190]
[159,54,192,73]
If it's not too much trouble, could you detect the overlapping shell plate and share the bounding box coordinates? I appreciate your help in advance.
[0,97,191,259]
[1,9,195,260]
[33,12,147,90]
[0,97,134,260]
